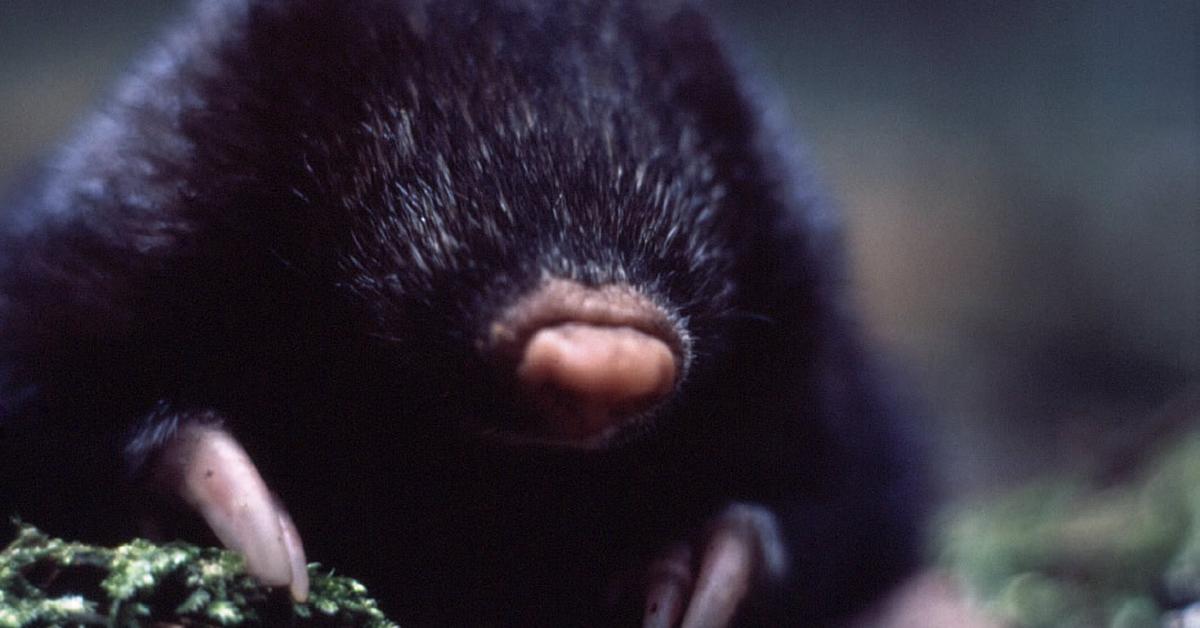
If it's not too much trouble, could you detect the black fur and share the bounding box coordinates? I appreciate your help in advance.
[0,0,925,624]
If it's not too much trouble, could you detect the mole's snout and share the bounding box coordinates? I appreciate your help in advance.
[519,322,676,438]
[489,279,684,443]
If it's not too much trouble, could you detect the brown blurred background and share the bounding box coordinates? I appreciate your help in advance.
[1,1,1197,497]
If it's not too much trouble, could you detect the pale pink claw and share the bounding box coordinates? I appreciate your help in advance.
[157,423,310,601]
[679,524,755,628]
[643,543,693,628]
[276,504,310,601]
[644,503,788,628]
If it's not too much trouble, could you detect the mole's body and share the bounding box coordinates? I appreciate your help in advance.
[0,1,924,625]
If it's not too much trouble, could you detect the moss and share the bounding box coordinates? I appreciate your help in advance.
[0,524,398,627]
[941,435,1200,628]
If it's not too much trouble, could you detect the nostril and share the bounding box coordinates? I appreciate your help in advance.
[517,322,677,439]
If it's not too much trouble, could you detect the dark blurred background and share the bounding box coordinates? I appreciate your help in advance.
[1,1,1197,497]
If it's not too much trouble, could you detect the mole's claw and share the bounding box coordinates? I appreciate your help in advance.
[649,503,787,628]
[276,504,310,601]
[643,543,692,628]
[679,525,753,628]
[156,423,309,600]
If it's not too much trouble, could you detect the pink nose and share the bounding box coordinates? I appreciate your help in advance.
[488,278,684,443]
[517,322,677,440]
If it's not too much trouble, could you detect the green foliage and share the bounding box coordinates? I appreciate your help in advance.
[941,435,1200,628]
[0,524,398,627]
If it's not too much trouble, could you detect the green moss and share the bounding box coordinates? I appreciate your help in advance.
[941,434,1200,628]
[0,524,398,627]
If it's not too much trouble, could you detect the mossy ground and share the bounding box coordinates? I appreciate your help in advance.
[940,434,1200,628]
[0,524,397,627]
[8,433,1200,627]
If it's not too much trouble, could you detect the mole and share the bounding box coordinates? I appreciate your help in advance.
[0,0,926,625]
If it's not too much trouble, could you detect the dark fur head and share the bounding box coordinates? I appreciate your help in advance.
[114,0,823,442]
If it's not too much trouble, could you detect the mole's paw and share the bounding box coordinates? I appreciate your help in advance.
[154,423,310,601]
[643,503,788,628]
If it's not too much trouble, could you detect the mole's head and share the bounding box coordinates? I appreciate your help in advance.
[193,1,748,447]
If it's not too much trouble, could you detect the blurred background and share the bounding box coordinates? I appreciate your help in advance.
[0,1,1197,500]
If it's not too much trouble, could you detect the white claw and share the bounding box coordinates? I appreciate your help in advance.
[649,503,788,628]
[276,505,310,601]
[680,527,754,628]
[643,543,692,628]
[157,423,309,600]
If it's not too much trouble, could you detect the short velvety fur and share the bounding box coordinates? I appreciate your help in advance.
[0,1,925,624]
